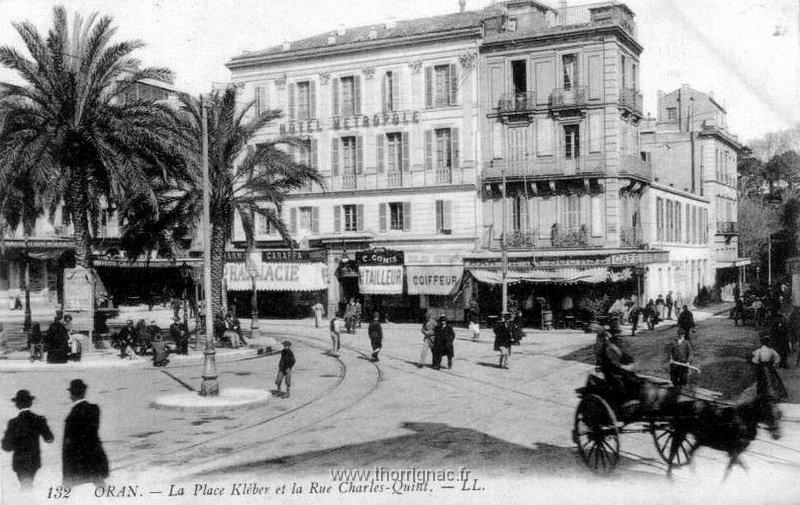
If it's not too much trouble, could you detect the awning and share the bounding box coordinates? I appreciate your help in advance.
[225,262,327,292]
[358,265,404,295]
[469,267,632,285]
[716,258,751,268]
[407,266,464,295]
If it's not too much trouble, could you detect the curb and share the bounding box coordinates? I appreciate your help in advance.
[150,388,272,413]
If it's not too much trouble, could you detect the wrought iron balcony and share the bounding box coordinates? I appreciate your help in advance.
[387,171,404,188]
[620,226,644,248]
[550,86,588,109]
[716,221,739,235]
[341,174,358,190]
[482,156,605,180]
[498,92,537,113]
[551,224,589,248]
[619,87,643,115]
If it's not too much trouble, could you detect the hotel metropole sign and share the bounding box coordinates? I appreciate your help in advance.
[465,250,670,269]
[279,111,420,135]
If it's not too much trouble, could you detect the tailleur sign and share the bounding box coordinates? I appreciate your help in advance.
[357,249,404,294]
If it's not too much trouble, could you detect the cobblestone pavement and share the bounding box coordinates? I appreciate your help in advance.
[2,317,800,505]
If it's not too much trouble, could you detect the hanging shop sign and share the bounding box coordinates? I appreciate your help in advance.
[262,249,326,263]
[358,265,404,295]
[356,249,404,265]
[406,266,464,295]
[224,262,327,292]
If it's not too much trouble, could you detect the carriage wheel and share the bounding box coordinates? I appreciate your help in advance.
[651,421,698,468]
[574,394,620,473]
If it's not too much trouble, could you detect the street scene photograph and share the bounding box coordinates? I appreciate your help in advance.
[0,0,798,504]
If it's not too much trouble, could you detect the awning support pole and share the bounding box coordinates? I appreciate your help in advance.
[501,161,508,314]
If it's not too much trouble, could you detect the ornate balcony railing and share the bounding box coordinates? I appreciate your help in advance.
[482,156,605,179]
[387,171,404,188]
[506,230,536,249]
[619,87,643,115]
[498,92,537,113]
[551,224,589,248]
[436,168,453,184]
[550,86,588,109]
[342,173,358,190]
[716,221,739,234]
[620,226,644,248]
[553,2,637,38]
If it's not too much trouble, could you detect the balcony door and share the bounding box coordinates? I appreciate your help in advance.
[506,126,529,176]
[563,124,580,175]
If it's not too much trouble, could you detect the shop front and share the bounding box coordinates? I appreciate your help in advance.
[355,249,416,322]
[405,253,465,321]
[464,249,668,328]
[224,249,327,319]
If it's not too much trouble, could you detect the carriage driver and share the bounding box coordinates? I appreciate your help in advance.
[594,324,642,405]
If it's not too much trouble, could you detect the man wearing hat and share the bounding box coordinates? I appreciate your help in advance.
[668,329,692,387]
[2,390,54,489]
[275,340,295,398]
[367,312,383,362]
[62,379,109,486]
[432,315,455,370]
[493,312,514,369]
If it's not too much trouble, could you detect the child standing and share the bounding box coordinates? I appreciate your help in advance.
[275,340,295,398]
[367,312,383,362]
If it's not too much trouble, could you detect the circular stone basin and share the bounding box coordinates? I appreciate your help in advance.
[151,388,269,412]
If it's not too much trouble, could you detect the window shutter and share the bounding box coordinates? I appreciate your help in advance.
[255,85,268,116]
[588,55,603,100]
[311,207,319,233]
[534,59,554,106]
[311,138,318,169]
[536,118,553,156]
[392,70,401,110]
[356,136,363,174]
[403,202,411,231]
[402,132,410,172]
[450,128,460,169]
[356,204,364,232]
[448,63,458,105]
[309,81,316,119]
[376,134,385,173]
[331,138,340,176]
[354,75,362,115]
[381,73,388,112]
[443,200,453,231]
[425,66,433,108]
[424,129,433,170]
[379,203,387,232]
[288,82,296,120]
[334,206,341,233]
[290,207,297,234]
[288,144,296,163]
[435,200,443,232]
[332,78,340,116]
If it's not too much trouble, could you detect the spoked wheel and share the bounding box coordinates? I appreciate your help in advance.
[573,394,620,473]
[651,421,698,469]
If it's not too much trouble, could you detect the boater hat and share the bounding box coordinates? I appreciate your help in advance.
[11,389,34,404]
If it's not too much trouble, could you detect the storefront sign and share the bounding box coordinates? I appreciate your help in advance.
[332,111,420,131]
[224,262,327,292]
[358,265,404,294]
[407,266,463,295]
[356,249,404,265]
[465,250,669,269]
[279,119,323,135]
[262,249,326,263]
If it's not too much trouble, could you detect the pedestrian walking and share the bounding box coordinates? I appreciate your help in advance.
[274,340,295,398]
[656,294,666,321]
[367,312,383,362]
[2,390,54,490]
[468,312,481,341]
[666,291,674,320]
[329,312,344,357]
[771,314,791,369]
[677,305,695,342]
[668,329,692,387]
[62,379,109,487]
[418,312,436,368]
[354,299,363,329]
[312,302,325,328]
[28,323,44,362]
[753,334,787,439]
[45,311,69,364]
[493,312,513,369]
[344,298,357,333]
[437,316,456,369]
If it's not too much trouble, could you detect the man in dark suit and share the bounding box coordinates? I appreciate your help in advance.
[45,311,70,364]
[2,390,54,489]
[62,379,109,487]
[493,312,514,369]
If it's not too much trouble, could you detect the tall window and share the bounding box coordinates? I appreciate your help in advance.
[512,195,527,232]
[435,129,452,170]
[383,71,397,112]
[341,137,357,174]
[667,108,677,121]
[621,55,627,89]
[426,64,457,107]
[343,204,358,232]
[298,207,313,231]
[435,200,452,234]
[387,133,403,173]
[296,81,311,120]
[435,65,451,106]
[341,76,355,116]
[562,54,577,91]
[389,202,404,231]
[564,124,580,159]
[561,195,581,231]
[656,197,664,242]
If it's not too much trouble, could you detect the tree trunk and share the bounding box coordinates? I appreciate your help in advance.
[209,222,227,317]
[68,179,92,268]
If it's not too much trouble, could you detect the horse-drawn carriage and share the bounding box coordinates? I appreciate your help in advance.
[572,371,772,477]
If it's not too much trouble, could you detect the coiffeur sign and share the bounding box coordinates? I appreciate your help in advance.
[357,249,404,294]
[406,266,463,295]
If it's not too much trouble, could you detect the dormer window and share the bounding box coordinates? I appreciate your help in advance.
[506,17,517,32]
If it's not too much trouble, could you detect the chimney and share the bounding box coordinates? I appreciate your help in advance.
[327,34,336,45]
[368,27,378,40]
[281,40,290,51]
[459,0,466,13]
[337,24,346,36]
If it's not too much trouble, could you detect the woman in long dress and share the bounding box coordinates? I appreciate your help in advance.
[752,333,787,439]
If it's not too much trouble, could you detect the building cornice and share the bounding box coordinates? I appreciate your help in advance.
[481,24,642,56]
[649,183,710,203]
[284,183,476,200]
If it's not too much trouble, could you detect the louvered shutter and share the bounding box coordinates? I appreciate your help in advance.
[450,128,459,169]
[288,82,296,120]
[331,138,340,176]
[379,203,387,232]
[425,66,433,108]
[402,132,410,172]
[356,136,363,174]
[381,73,388,112]
[309,81,317,119]
[290,208,297,234]
[311,207,319,233]
[376,134,385,173]
[354,75,362,115]
[332,78,340,116]
[443,200,453,231]
[403,202,411,231]
[448,63,458,105]
[311,138,318,169]
[334,206,341,233]
[356,204,364,232]
[392,70,400,110]
[424,130,433,170]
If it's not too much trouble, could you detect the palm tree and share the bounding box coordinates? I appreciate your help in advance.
[0,7,181,268]
[122,86,324,316]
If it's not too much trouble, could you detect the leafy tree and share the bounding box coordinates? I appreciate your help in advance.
[0,7,180,267]
[122,86,324,316]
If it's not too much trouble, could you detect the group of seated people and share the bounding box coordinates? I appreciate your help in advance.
[112,318,190,365]
[213,311,247,348]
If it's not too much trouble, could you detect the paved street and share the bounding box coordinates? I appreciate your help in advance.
[2,314,800,505]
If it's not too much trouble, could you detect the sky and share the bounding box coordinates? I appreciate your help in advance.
[0,0,797,144]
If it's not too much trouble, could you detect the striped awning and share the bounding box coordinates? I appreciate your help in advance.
[469,267,632,285]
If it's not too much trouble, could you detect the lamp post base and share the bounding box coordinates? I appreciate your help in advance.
[200,378,219,397]
[200,348,219,397]
[251,313,259,330]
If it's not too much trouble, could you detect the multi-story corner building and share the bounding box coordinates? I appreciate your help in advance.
[226,7,489,320]
[641,85,747,302]
[466,0,669,325]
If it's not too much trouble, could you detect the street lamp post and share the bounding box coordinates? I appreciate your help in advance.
[501,162,508,314]
[179,262,191,329]
[23,236,31,332]
[200,95,218,397]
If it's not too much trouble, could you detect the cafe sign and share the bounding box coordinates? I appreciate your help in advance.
[465,250,669,269]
